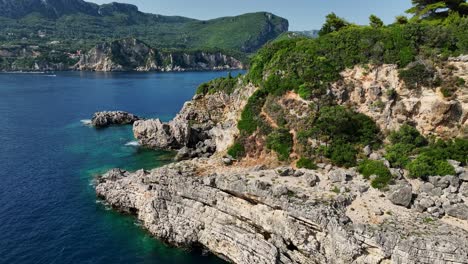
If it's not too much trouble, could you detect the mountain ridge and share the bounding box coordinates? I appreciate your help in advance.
[0,0,289,53]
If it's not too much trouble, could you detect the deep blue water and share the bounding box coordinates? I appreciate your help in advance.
[0,71,240,264]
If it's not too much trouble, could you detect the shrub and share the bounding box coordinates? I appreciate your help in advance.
[238,90,268,134]
[407,154,456,179]
[399,61,436,89]
[296,157,317,169]
[388,124,427,147]
[421,138,468,165]
[227,142,245,159]
[369,15,384,28]
[326,140,358,167]
[312,106,381,148]
[395,16,409,24]
[266,128,293,161]
[196,76,238,95]
[385,143,415,168]
[441,86,457,97]
[319,13,352,36]
[358,160,393,189]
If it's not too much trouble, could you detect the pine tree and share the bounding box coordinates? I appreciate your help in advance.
[407,0,468,18]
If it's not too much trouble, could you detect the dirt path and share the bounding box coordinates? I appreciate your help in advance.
[260,107,279,129]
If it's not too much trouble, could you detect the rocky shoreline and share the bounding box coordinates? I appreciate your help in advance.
[94,60,468,263]
[96,159,468,263]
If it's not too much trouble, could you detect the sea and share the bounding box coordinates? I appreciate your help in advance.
[0,71,242,264]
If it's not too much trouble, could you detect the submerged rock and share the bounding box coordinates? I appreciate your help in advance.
[91,111,140,128]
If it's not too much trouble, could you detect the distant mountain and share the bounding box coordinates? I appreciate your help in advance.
[0,0,289,53]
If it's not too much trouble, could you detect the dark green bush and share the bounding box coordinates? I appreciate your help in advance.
[296,157,318,169]
[326,140,358,168]
[388,124,427,147]
[358,160,393,189]
[196,76,238,95]
[399,61,436,89]
[237,90,268,134]
[407,154,456,179]
[385,143,415,168]
[266,128,293,161]
[312,106,381,148]
[227,142,245,159]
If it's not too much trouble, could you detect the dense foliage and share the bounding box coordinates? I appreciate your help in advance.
[407,0,468,18]
[196,73,239,95]
[229,7,467,170]
[385,124,467,178]
[296,157,318,169]
[266,128,294,161]
[358,160,393,189]
[0,9,287,54]
[227,143,246,159]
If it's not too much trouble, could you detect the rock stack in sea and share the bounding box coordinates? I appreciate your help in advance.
[91,111,140,128]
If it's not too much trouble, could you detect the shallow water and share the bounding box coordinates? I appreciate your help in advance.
[0,71,240,264]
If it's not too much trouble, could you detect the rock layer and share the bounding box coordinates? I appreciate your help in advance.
[96,161,468,264]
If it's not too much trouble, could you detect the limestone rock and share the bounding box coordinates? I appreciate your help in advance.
[91,111,140,128]
[388,184,413,207]
[446,204,468,220]
[96,163,468,264]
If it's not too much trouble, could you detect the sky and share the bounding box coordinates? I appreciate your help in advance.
[89,0,412,31]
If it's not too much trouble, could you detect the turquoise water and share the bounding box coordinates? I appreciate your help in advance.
[0,71,240,264]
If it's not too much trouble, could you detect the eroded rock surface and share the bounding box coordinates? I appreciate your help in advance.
[91,111,140,128]
[133,83,257,158]
[96,160,468,264]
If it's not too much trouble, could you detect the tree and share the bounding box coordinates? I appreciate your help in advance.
[407,0,468,18]
[395,15,409,24]
[318,13,351,36]
[369,15,384,28]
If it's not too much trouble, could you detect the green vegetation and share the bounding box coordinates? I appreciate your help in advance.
[358,160,393,189]
[398,61,437,89]
[227,142,246,159]
[407,0,468,19]
[237,90,268,134]
[318,13,352,36]
[407,154,455,178]
[196,73,239,95]
[0,9,288,54]
[369,15,384,28]
[385,124,467,179]
[296,157,318,169]
[266,128,293,161]
[230,3,467,170]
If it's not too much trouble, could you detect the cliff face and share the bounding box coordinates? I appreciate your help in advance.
[331,59,467,139]
[96,60,468,263]
[75,39,244,72]
[97,160,468,264]
[133,81,256,159]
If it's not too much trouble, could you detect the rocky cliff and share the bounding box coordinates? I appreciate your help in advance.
[133,80,256,159]
[75,39,244,72]
[96,57,468,263]
[97,159,468,264]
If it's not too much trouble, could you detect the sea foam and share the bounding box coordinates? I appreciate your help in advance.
[125,141,140,147]
[80,119,92,126]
